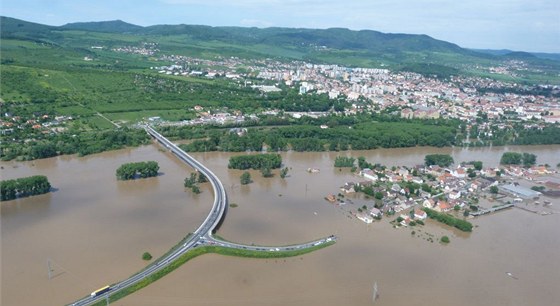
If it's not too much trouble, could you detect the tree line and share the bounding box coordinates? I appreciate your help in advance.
[116,161,159,180]
[176,121,457,153]
[422,207,473,232]
[1,128,150,161]
[1,175,51,201]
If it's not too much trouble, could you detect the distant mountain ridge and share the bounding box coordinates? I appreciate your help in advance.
[2,16,559,78]
[60,19,468,55]
[1,16,469,56]
[472,48,560,62]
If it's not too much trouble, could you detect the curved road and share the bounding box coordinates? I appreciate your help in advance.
[68,126,335,306]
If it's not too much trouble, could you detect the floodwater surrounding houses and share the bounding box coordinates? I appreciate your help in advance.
[1,144,559,306]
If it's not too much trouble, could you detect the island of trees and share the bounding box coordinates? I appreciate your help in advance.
[240,171,252,185]
[0,175,51,201]
[500,152,537,167]
[116,161,160,180]
[424,154,454,167]
[228,154,282,170]
[334,156,355,167]
[184,172,207,194]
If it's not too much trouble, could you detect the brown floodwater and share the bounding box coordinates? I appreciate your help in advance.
[1,144,559,306]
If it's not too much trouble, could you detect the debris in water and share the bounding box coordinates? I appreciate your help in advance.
[506,272,518,280]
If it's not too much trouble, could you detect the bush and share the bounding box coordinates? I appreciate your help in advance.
[440,236,450,244]
[240,171,252,185]
[142,252,153,261]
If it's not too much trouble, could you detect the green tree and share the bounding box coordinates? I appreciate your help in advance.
[334,156,355,167]
[473,161,483,171]
[184,173,197,188]
[280,167,289,178]
[191,185,201,194]
[197,172,208,183]
[142,252,153,261]
[440,236,450,244]
[500,152,523,165]
[240,171,252,185]
[522,153,537,167]
[261,166,273,178]
[490,186,499,194]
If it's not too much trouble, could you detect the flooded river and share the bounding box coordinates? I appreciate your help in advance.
[1,144,559,305]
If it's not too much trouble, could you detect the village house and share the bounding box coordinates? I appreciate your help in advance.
[399,214,412,226]
[435,201,452,212]
[414,209,427,220]
[370,207,382,218]
[452,167,467,178]
[360,168,378,181]
[449,190,461,200]
[528,166,548,175]
[340,182,356,194]
[357,212,373,224]
[481,168,497,178]
[423,198,436,208]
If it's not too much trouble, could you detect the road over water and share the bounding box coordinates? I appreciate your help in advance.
[68,126,335,306]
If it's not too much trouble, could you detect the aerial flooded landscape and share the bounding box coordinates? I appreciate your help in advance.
[1,1,560,306]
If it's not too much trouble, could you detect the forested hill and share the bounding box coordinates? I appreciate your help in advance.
[1,16,474,58]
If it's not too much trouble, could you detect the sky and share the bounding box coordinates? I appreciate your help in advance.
[2,0,559,53]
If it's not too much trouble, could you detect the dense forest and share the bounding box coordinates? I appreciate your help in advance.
[173,119,458,153]
[1,128,150,161]
[0,175,51,201]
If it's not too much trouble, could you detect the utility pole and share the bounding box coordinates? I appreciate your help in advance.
[47,259,53,279]
[372,281,379,303]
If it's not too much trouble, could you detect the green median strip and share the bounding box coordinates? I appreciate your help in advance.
[90,242,335,306]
